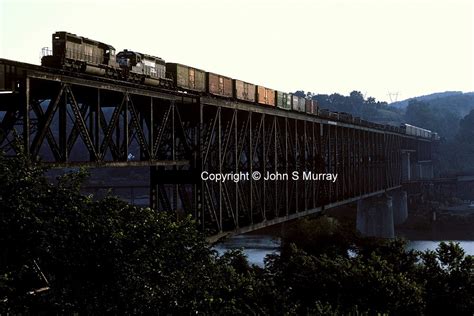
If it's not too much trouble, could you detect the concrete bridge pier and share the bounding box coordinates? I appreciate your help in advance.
[402,151,412,182]
[390,190,408,225]
[356,194,394,238]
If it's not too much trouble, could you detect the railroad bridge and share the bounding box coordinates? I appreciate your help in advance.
[0,58,434,238]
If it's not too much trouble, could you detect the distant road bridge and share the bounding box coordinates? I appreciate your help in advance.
[0,58,434,237]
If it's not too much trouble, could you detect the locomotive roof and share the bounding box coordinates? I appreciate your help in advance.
[53,31,115,50]
[117,49,164,61]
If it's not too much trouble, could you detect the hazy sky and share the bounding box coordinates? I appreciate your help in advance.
[1,0,472,102]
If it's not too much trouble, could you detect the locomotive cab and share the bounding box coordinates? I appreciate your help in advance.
[117,49,139,71]
[103,46,117,66]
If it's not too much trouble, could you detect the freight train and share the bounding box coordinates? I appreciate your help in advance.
[400,123,435,139]
[41,31,435,140]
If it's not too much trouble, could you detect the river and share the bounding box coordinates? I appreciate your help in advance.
[214,235,474,267]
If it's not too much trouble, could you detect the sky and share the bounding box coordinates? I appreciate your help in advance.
[0,0,472,102]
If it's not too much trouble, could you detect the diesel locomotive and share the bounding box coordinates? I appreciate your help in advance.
[41,32,172,87]
[41,31,435,140]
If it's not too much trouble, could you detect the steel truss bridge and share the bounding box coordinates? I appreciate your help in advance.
[0,58,433,237]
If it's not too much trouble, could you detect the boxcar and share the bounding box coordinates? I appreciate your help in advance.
[291,95,298,111]
[291,95,305,112]
[207,72,233,97]
[338,112,353,123]
[312,100,319,115]
[257,86,275,106]
[298,97,305,112]
[318,108,330,119]
[305,99,318,115]
[233,79,256,102]
[286,93,293,109]
[276,91,291,110]
[166,63,206,92]
[328,112,339,120]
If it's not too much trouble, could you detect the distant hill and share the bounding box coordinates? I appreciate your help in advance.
[425,93,474,118]
[389,91,472,109]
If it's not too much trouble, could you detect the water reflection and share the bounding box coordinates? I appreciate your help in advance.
[215,235,474,267]
[214,235,280,267]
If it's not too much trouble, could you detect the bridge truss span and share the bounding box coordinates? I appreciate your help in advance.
[0,58,429,236]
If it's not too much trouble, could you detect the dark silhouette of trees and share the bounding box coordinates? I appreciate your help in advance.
[458,109,474,143]
[0,150,258,314]
[1,150,473,314]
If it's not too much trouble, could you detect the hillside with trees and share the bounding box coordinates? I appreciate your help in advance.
[389,91,474,109]
[294,90,404,125]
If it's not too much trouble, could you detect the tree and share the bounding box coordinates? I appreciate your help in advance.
[405,99,461,140]
[457,109,474,143]
[0,150,257,314]
[349,90,364,107]
[1,149,473,314]
[269,216,473,315]
[293,90,306,98]
[418,242,474,315]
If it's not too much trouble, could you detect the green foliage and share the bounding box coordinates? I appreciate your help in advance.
[1,151,473,314]
[0,151,256,314]
[268,217,473,315]
[405,99,461,140]
[281,217,354,258]
[458,109,474,143]
[268,239,424,314]
[310,91,402,124]
[418,242,474,315]
[434,109,474,175]
[405,99,474,175]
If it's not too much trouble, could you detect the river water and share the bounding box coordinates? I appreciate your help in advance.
[214,235,474,267]
[214,235,280,267]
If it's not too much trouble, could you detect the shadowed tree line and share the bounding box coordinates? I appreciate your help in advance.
[294,90,474,176]
[406,100,474,175]
[1,150,473,315]
[293,90,403,125]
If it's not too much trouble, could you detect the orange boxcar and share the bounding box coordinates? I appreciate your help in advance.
[257,86,275,106]
[207,72,233,97]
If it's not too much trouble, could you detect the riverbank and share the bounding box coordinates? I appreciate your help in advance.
[397,199,474,240]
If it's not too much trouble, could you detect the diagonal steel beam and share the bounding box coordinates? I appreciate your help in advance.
[202,107,220,166]
[153,104,172,158]
[66,86,98,161]
[31,101,62,161]
[127,95,151,159]
[30,85,65,157]
[98,108,120,160]
[100,94,125,160]
[66,102,89,156]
